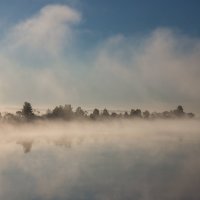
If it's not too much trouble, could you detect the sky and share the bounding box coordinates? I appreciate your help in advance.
[0,0,200,113]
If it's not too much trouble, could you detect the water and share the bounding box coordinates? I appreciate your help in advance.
[0,120,200,200]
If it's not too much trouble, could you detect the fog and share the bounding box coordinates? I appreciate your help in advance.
[0,120,200,200]
[0,4,200,114]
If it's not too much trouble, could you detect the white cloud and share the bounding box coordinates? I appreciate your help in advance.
[0,4,81,107]
[4,4,81,57]
[87,29,200,112]
[0,4,199,114]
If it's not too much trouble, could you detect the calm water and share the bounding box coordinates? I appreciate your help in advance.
[0,120,200,200]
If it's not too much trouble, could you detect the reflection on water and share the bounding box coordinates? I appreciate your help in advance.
[18,141,33,153]
[0,120,200,200]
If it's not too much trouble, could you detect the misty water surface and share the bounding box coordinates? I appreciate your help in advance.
[0,120,200,200]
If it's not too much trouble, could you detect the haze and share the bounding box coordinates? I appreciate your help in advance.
[0,2,200,113]
[1,1,200,199]
[0,120,200,200]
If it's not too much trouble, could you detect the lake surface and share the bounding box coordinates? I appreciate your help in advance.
[0,120,200,200]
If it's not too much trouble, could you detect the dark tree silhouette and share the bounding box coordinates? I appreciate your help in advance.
[124,111,129,118]
[174,105,184,117]
[90,108,100,120]
[102,108,109,118]
[93,108,100,117]
[0,102,195,123]
[48,104,73,120]
[130,109,135,117]
[64,104,73,120]
[22,102,34,120]
[130,109,142,118]
[143,110,150,119]
[135,109,142,118]
[162,111,170,119]
[111,112,117,118]
[51,106,66,119]
[3,113,16,122]
[177,105,184,112]
[75,107,85,118]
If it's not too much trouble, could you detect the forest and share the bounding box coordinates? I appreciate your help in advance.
[0,102,195,123]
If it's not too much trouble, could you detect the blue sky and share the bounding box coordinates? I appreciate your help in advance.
[0,0,200,113]
[1,0,200,38]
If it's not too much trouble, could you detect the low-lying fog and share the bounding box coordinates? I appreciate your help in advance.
[0,120,200,200]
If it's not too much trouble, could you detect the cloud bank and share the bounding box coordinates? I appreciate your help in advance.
[5,4,81,56]
[0,4,200,113]
[89,30,200,112]
[0,4,81,107]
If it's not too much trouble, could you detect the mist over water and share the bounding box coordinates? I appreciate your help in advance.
[0,120,200,200]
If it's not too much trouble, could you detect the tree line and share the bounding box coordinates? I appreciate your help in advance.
[0,102,195,123]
